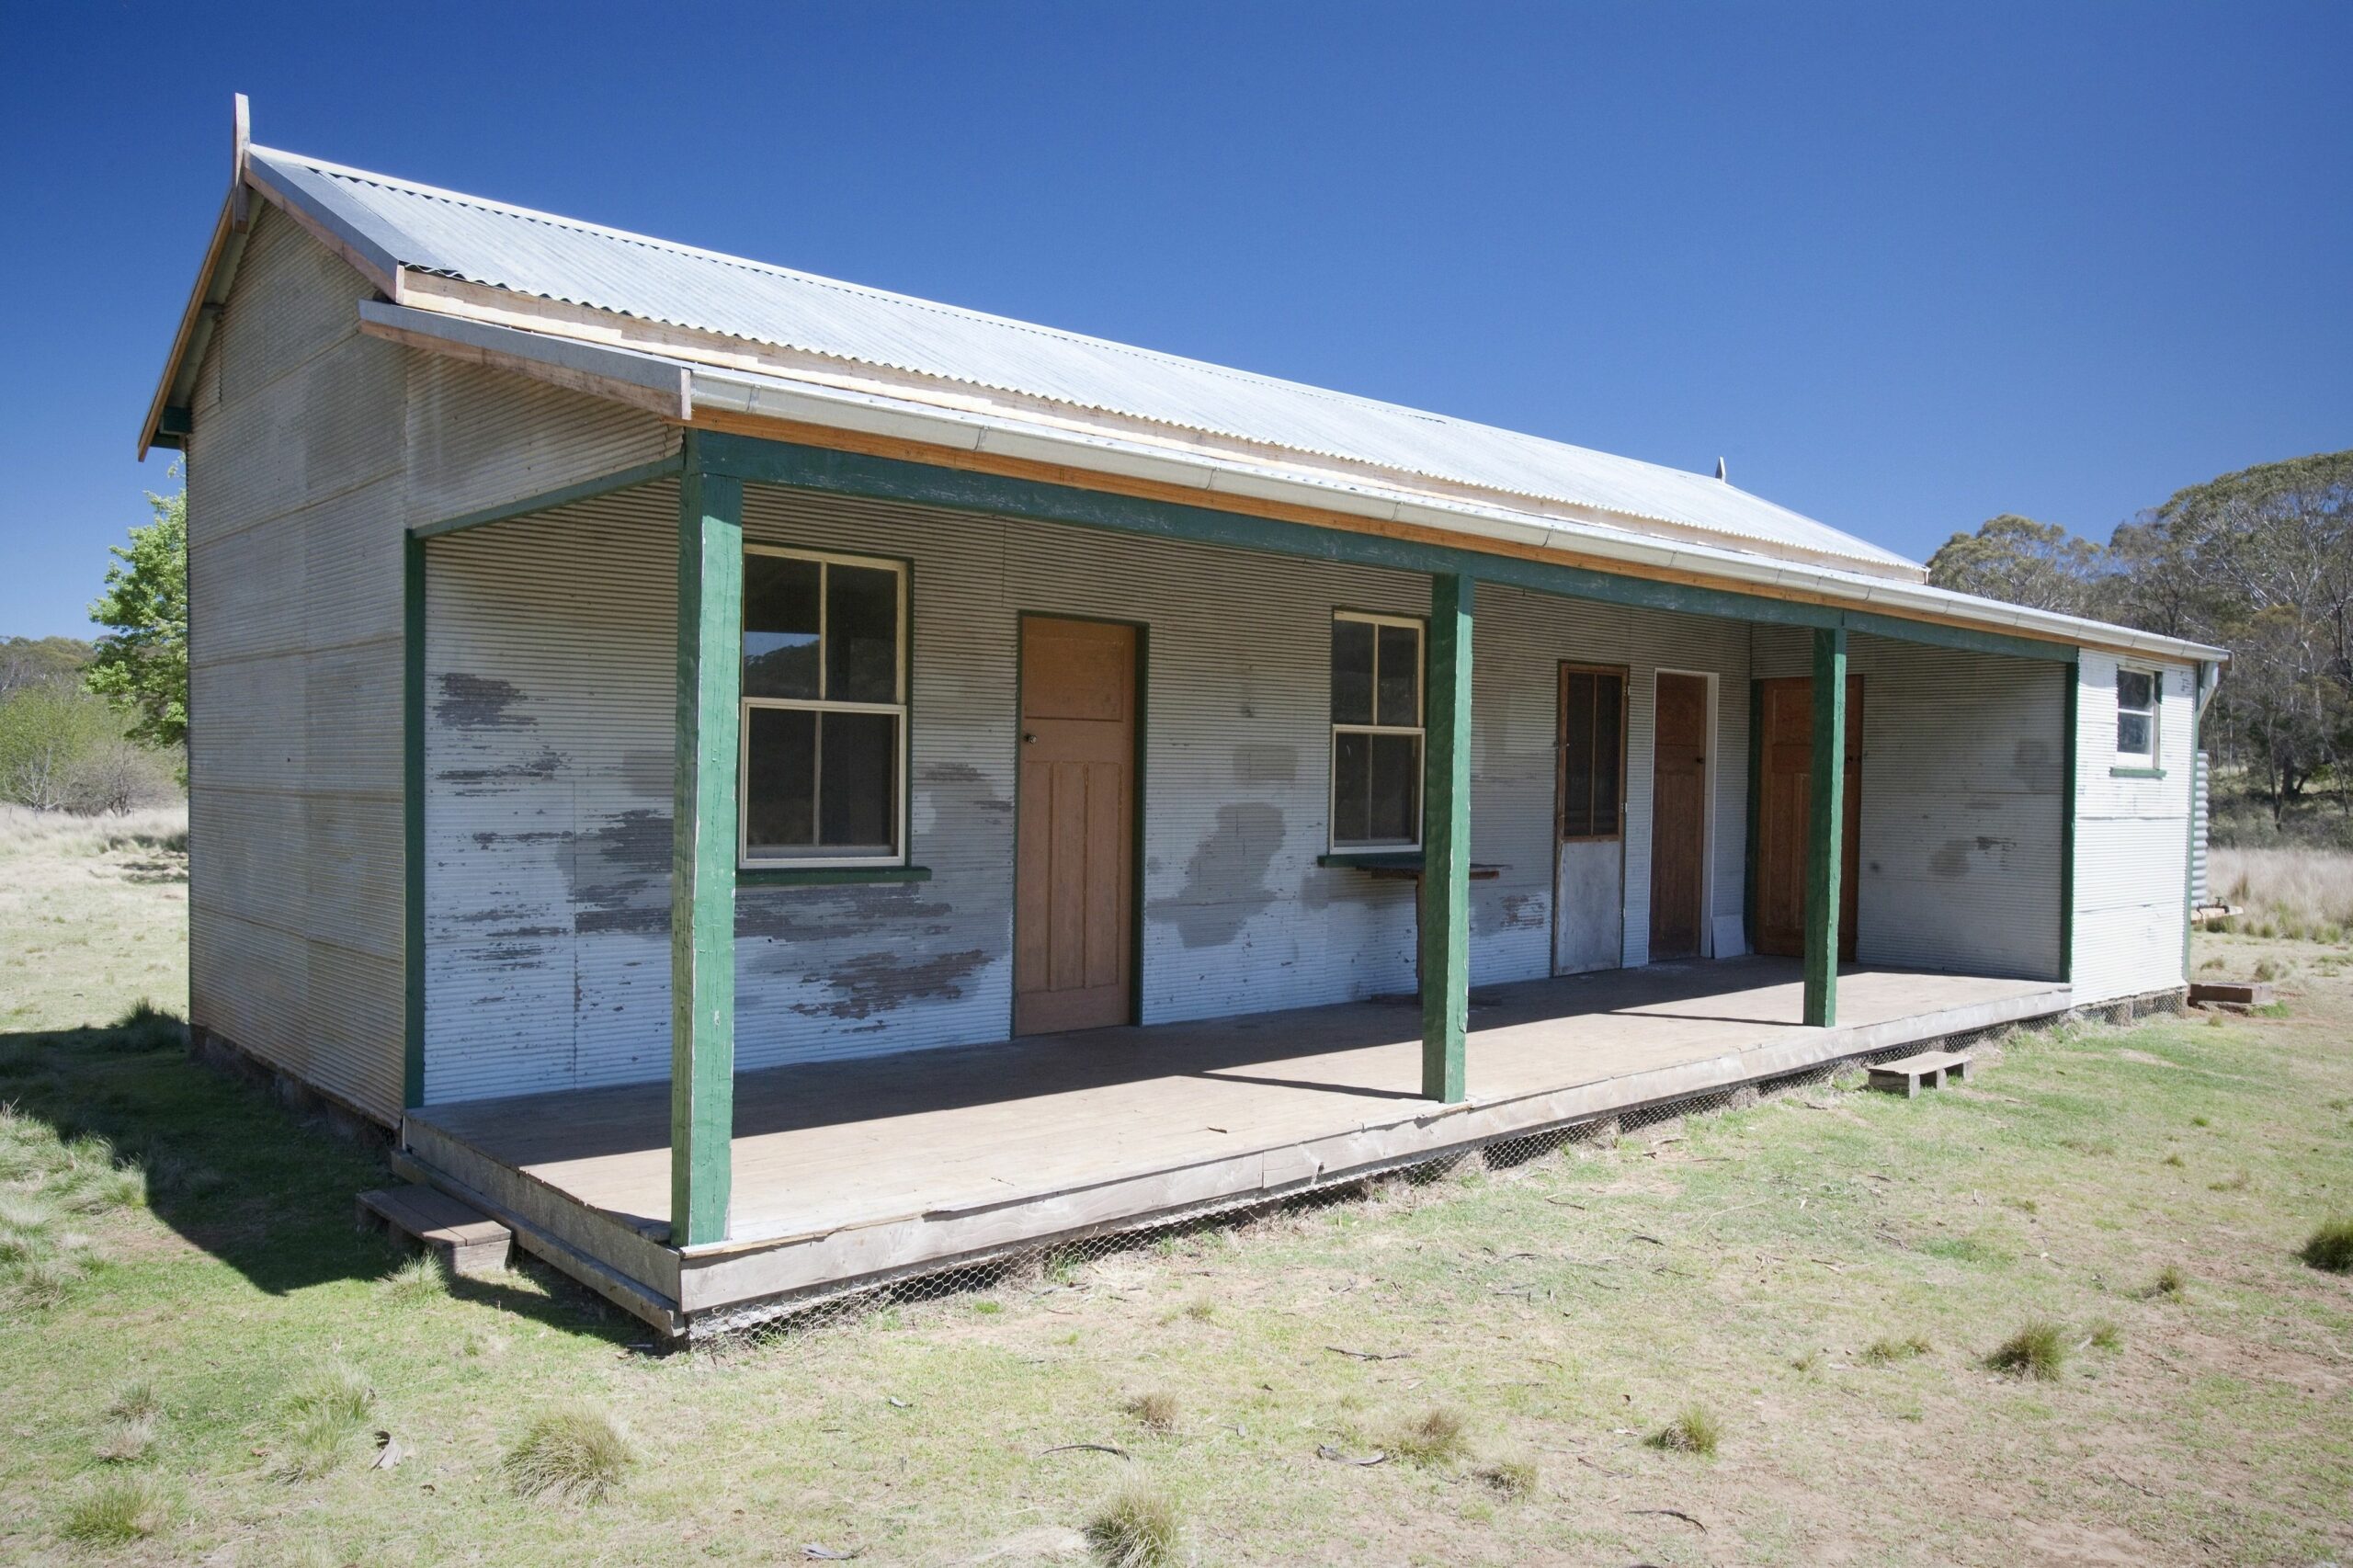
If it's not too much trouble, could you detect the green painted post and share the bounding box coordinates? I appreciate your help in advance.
[1802,627,1847,1028]
[1420,574,1473,1103]
[671,460,744,1246]
[2059,664,2078,985]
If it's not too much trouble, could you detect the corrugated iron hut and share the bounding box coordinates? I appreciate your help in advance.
[141,104,2225,1335]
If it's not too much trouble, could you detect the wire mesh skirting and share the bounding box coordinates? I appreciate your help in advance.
[685,987,2184,1345]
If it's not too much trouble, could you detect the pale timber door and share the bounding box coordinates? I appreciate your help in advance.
[1015,618,1139,1034]
[1755,675,1861,961]
[1649,673,1711,960]
[1553,665,1628,973]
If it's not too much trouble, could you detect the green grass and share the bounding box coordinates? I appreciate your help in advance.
[1861,1334,1933,1366]
[1646,1403,1722,1457]
[1389,1405,1470,1465]
[1986,1320,2068,1381]
[5,827,2353,1562]
[2302,1218,2353,1274]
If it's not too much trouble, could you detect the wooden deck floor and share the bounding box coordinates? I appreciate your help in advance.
[404,959,2066,1328]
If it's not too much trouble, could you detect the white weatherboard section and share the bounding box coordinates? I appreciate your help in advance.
[1471,586,1752,981]
[186,208,675,1124]
[2072,653,2196,1003]
[1751,630,2068,982]
[423,486,1774,1103]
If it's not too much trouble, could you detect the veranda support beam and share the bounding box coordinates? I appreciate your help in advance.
[671,460,744,1246]
[1421,574,1473,1102]
[1802,627,1847,1028]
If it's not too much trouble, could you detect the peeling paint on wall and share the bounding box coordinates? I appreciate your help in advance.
[790,948,991,1022]
[435,672,535,730]
[1150,802,1283,949]
[570,809,670,935]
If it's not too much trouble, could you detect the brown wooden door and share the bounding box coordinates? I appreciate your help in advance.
[1649,673,1709,960]
[1015,618,1138,1035]
[1755,676,1862,960]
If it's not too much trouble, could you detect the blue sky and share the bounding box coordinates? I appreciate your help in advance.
[1,2,2347,640]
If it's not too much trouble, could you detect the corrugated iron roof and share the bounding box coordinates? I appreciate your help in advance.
[245,145,1920,575]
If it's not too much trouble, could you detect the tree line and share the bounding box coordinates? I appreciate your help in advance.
[1928,450,2351,822]
[0,486,187,814]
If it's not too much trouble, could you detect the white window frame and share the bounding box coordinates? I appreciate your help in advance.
[1328,610,1426,854]
[2116,665,2160,762]
[738,544,910,869]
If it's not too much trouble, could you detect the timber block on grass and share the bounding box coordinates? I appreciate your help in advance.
[1865,1051,1972,1099]
[2188,981,2274,1008]
[358,1184,512,1277]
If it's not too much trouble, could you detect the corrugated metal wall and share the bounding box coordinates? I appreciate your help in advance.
[2191,750,2210,907]
[422,483,1770,1102]
[185,207,676,1123]
[1750,630,2066,981]
[2071,652,2195,1003]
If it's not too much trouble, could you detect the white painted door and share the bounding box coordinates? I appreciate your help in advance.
[1553,664,1628,974]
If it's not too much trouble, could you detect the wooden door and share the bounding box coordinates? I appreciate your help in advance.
[1755,676,1862,960]
[1015,618,1138,1035]
[1648,673,1709,960]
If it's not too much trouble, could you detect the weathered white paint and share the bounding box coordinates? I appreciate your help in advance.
[186,208,675,1123]
[1553,842,1623,973]
[2071,652,2196,1003]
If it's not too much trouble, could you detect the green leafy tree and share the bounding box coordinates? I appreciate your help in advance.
[0,635,92,700]
[86,485,188,748]
[0,682,119,811]
[1926,514,2108,617]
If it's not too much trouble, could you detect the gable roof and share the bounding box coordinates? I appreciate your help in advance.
[152,142,1922,577]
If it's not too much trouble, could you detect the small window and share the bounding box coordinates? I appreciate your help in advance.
[1330,612,1423,850]
[2116,667,2157,759]
[740,547,907,867]
[1558,666,1626,840]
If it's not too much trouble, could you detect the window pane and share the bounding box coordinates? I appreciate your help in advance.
[1376,624,1420,727]
[1368,733,1422,844]
[1562,673,1594,836]
[745,707,816,853]
[1592,674,1622,832]
[744,554,821,699]
[2116,669,2154,712]
[826,563,900,703]
[2117,712,2152,756]
[818,710,897,850]
[1333,731,1371,846]
[1331,619,1374,725]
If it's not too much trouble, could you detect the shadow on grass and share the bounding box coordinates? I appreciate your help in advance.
[0,1017,632,1344]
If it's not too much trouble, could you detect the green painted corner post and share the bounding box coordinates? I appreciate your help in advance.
[1420,574,1473,1103]
[671,459,744,1247]
[1802,627,1847,1028]
[402,532,426,1110]
[2059,663,2079,986]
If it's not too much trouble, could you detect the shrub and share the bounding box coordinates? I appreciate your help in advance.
[1986,1320,2066,1381]
[506,1400,635,1502]
[1646,1404,1721,1457]
[2302,1218,2353,1274]
[1085,1486,1181,1568]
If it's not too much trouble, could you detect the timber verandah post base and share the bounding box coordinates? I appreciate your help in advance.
[672,450,744,1246]
[1420,573,1473,1102]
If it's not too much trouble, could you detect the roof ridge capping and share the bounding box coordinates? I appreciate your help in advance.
[230,140,1921,582]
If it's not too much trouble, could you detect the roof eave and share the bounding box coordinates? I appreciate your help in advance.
[138,189,243,460]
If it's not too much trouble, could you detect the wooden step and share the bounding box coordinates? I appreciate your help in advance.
[2189,980,2273,1007]
[1865,1050,1972,1098]
[358,1184,512,1277]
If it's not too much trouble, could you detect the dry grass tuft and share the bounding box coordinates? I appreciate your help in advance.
[380,1251,450,1303]
[62,1471,170,1543]
[1085,1486,1182,1568]
[1478,1453,1539,1496]
[1987,1320,2067,1381]
[1122,1390,1178,1435]
[1861,1334,1933,1366]
[94,1381,164,1462]
[1391,1405,1470,1465]
[2301,1217,2353,1274]
[505,1400,635,1502]
[2210,1168,2251,1192]
[2150,1264,2188,1299]
[1646,1404,1722,1457]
